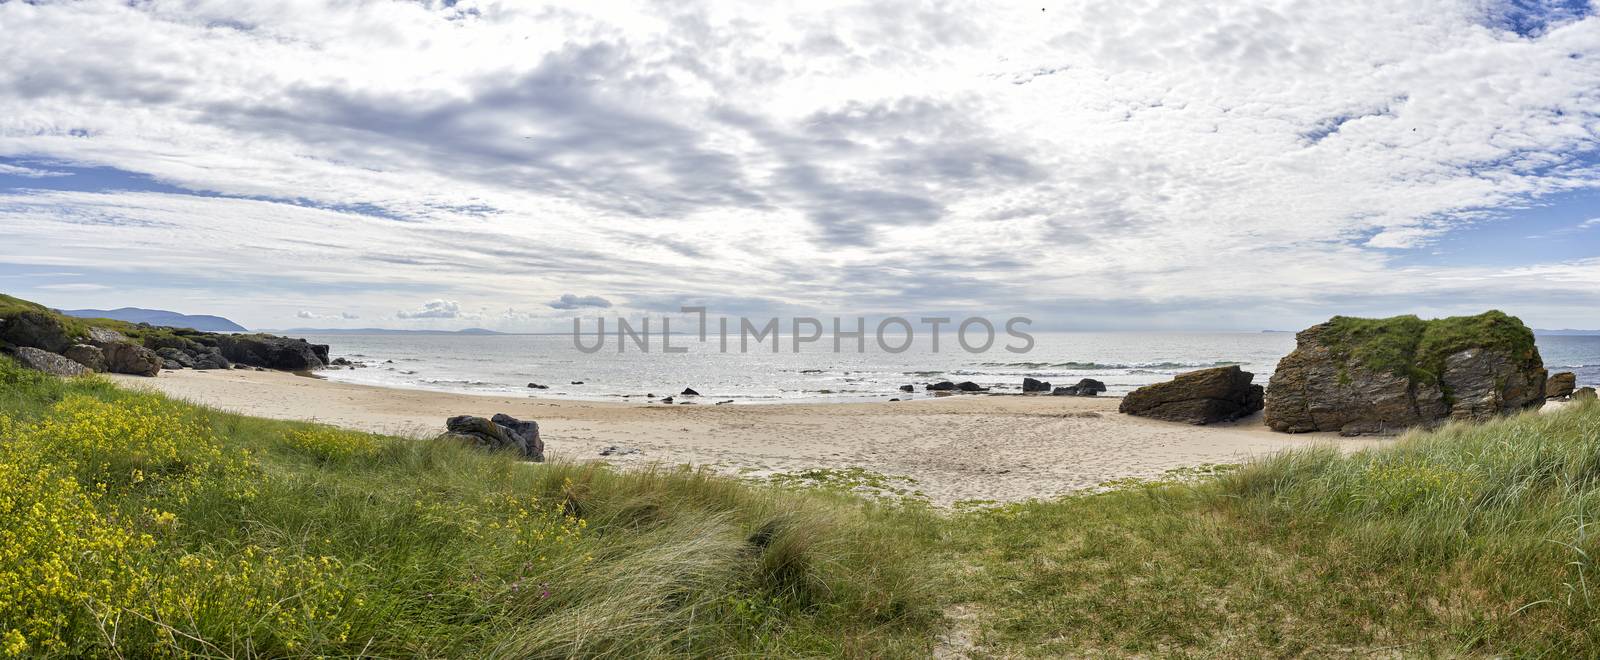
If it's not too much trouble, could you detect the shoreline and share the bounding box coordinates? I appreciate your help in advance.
[111,369,1383,505]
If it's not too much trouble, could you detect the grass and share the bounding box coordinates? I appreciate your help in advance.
[3,354,1598,657]
[1320,310,1539,388]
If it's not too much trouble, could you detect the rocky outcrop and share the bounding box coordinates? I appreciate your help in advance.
[101,342,163,377]
[11,346,90,376]
[1263,311,1545,435]
[1119,366,1263,425]
[927,381,957,391]
[63,344,106,372]
[1053,378,1107,396]
[442,413,544,461]
[157,347,197,369]
[217,334,326,370]
[1022,377,1052,393]
[1547,372,1576,399]
[0,311,73,353]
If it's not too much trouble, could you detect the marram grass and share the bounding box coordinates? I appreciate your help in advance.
[2,354,1599,657]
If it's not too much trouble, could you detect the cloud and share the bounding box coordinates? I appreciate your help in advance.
[0,1,1596,329]
[0,163,72,178]
[396,299,467,319]
[547,294,613,310]
[36,283,107,291]
[297,310,359,320]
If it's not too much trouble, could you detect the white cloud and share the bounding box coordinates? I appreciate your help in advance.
[396,300,470,320]
[0,163,71,178]
[297,310,359,320]
[36,283,108,291]
[0,1,1595,328]
[548,294,613,310]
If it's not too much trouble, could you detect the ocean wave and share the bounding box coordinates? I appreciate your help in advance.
[973,360,1244,370]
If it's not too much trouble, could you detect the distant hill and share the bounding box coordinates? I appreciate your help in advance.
[277,327,506,335]
[1535,329,1600,336]
[59,307,247,332]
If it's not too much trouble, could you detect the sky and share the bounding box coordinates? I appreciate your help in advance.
[0,0,1597,332]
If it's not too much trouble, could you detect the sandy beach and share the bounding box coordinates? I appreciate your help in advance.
[111,369,1383,505]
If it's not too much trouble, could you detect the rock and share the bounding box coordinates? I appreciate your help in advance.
[571,380,584,385]
[162,359,182,370]
[715,399,734,405]
[63,344,106,371]
[216,334,326,370]
[527,382,549,389]
[899,384,915,392]
[681,387,699,396]
[442,413,543,461]
[188,346,231,370]
[156,347,197,369]
[955,381,987,392]
[1022,377,1052,393]
[1052,378,1108,396]
[599,445,640,456]
[87,327,128,344]
[330,357,352,366]
[1119,365,1263,425]
[0,311,74,353]
[100,342,162,376]
[1263,312,1545,435]
[889,398,900,402]
[660,395,675,404]
[1547,372,1576,399]
[926,381,957,391]
[1574,387,1596,402]
[11,346,90,376]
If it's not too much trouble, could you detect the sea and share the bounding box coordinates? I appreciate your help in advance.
[300,331,1600,404]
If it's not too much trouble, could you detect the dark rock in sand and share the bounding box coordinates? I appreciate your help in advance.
[63,344,106,372]
[217,334,327,370]
[927,381,957,391]
[100,342,162,376]
[1053,378,1107,397]
[899,384,915,392]
[11,346,90,376]
[1547,372,1576,399]
[442,413,544,461]
[1263,311,1545,435]
[1022,377,1052,393]
[955,381,987,392]
[571,380,584,385]
[1120,365,1263,425]
[157,347,197,369]
[681,387,700,396]
[0,311,73,353]
[660,396,674,404]
[527,382,549,389]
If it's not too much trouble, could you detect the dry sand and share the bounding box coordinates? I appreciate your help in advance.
[110,369,1383,505]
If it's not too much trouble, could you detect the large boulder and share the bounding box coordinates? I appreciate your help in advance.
[156,347,197,369]
[1547,372,1577,399]
[1119,366,1263,424]
[1022,377,1052,393]
[63,344,106,372]
[101,342,163,377]
[217,334,326,370]
[442,414,544,461]
[1263,311,1545,435]
[0,311,74,353]
[11,346,90,377]
[1053,378,1108,396]
[189,346,231,370]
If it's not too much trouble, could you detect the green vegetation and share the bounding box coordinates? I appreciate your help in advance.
[3,353,1598,656]
[1321,310,1538,387]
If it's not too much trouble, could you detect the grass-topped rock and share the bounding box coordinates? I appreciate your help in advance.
[1264,311,1546,435]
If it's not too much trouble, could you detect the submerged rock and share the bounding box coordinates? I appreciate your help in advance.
[442,413,544,461]
[11,346,90,377]
[955,381,987,392]
[1053,378,1107,396]
[1547,372,1576,399]
[1119,365,1263,425]
[1263,311,1545,435]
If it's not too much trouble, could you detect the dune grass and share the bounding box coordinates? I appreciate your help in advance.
[0,359,943,657]
[3,352,1598,657]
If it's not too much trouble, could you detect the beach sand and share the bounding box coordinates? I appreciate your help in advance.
[111,369,1383,505]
